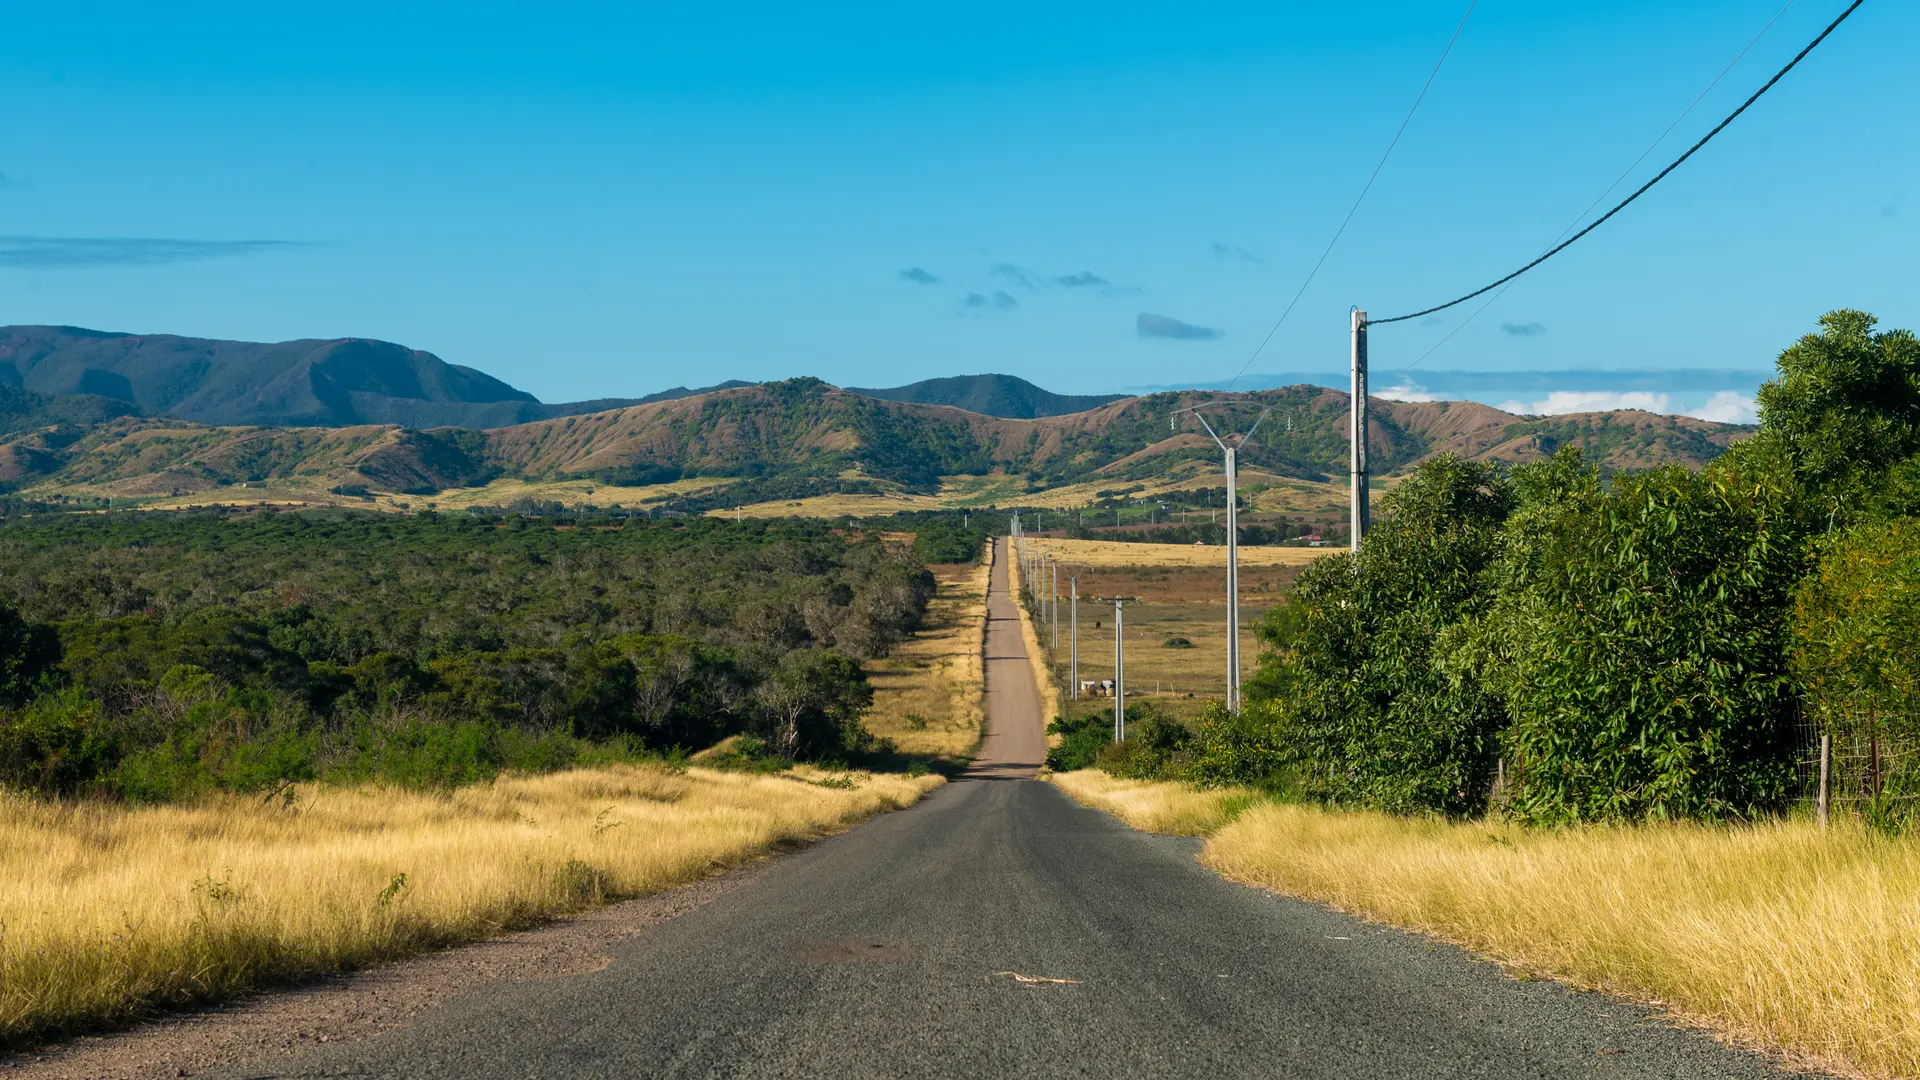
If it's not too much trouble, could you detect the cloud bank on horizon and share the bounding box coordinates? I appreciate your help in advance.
[1133,368,1768,426]
[1376,381,1759,424]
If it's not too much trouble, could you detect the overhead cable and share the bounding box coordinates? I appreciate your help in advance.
[1396,0,1800,374]
[1221,0,1478,390]
[1371,0,1865,326]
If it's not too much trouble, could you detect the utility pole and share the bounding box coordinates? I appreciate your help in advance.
[1177,403,1271,712]
[1225,443,1240,712]
[1113,598,1126,741]
[1067,569,1082,699]
[1351,308,1370,550]
[1049,556,1058,649]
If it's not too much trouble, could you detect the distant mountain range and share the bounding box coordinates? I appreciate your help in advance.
[0,324,1757,508]
[846,374,1124,419]
[0,327,1113,430]
[0,326,748,429]
[0,373,1751,505]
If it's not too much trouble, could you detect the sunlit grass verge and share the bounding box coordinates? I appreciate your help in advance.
[1193,796,1920,1080]
[1047,769,1259,836]
[0,764,940,1049]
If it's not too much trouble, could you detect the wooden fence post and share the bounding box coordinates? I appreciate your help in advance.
[1818,733,1831,831]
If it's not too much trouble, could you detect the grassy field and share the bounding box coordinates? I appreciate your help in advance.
[36,475,735,515]
[861,557,990,763]
[717,490,948,519]
[0,765,940,1049]
[1050,772,1920,1080]
[1023,536,1328,569]
[1013,538,1316,707]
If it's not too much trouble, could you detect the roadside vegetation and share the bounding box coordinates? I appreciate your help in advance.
[1050,310,1920,1078]
[1050,776,1920,1080]
[0,515,938,799]
[0,514,988,1049]
[1064,310,1920,827]
[0,763,940,1048]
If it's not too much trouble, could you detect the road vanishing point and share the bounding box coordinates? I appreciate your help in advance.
[233,538,1795,1080]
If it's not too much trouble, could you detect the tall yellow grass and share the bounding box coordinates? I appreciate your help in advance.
[0,764,939,1048]
[863,558,989,761]
[1048,770,1253,836]
[1069,784,1920,1080]
[1029,537,1326,570]
[1008,547,1063,723]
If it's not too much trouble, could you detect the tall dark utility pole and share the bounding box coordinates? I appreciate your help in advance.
[1351,309,1370,551]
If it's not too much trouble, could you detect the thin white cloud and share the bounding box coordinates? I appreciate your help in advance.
[1688,390,1759,424]
[1375,381,1444,402]
[1497,391,1675,416]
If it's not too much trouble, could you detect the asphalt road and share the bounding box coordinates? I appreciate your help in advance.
[230,539,1795,1079]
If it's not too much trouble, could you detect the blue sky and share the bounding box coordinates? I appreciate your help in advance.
[1,1,1912,419]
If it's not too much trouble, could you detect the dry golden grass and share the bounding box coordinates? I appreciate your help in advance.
[1027,537,1328,570]
[1058,779,1920,1080]
[932,467,1350,514]
[862,557,990,761]
[428,475,731,510]
[1048,770,1255,836]
[1008,548,1064,724]
[720,491,948,519]
[0,764,939,1048]
[37,475,736,516]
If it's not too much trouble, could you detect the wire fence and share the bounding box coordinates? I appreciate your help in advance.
[1791,702,1920,823]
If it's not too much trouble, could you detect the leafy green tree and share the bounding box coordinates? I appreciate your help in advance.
[1469,453,1807,823]
[1259,455,1515,815]
[0,601,59,706]
[756,648,874,759]
[608,633,749,747]
[1751,309,1920,519]
[1792,518,1920,748]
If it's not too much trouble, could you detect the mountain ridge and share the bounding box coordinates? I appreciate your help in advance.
[0,326,753,430]
[0,375,1751,507]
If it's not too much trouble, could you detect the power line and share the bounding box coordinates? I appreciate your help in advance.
[1395,0,1800,374]
[1222,0,1478,390]
[1372,0,1864,327]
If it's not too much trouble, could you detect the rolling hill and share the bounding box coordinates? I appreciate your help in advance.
[0,326,750,429]
[0,376,1751,510]
[847,374,1125,418]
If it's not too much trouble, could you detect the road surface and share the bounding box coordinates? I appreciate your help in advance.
[231,538,1794,1079]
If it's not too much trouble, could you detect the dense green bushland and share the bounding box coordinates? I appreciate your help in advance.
[0,513,934,799]
[1096,310,1920,827]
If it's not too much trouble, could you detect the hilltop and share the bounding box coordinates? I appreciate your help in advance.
[0,375,1750,513]
[0,326,750,429]
[847,373,1125,418]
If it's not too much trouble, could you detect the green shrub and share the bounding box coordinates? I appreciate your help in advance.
[1096,704,1190,780]
[1045,711,1111,772]
[1184,700,1293,791]
[0,689,114,796]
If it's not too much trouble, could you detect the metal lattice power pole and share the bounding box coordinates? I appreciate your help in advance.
[1225,444,1239,711]
[1351,309,1370,550]
[1179,404,1270,712]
